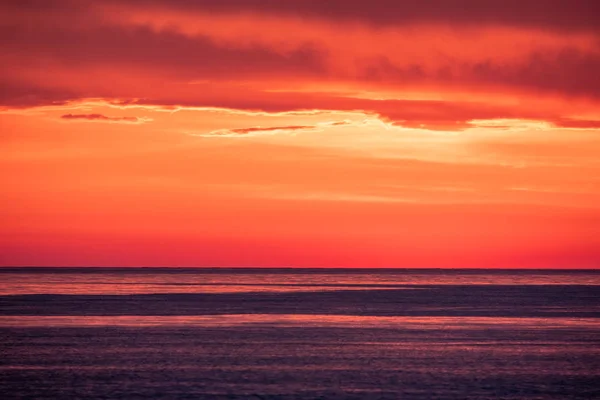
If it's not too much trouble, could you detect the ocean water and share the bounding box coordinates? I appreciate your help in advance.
[1,268,599,399]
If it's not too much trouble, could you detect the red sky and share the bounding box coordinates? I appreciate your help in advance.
[1,0,599,268]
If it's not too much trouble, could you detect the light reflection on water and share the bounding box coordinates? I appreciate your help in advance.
[0,282,404,295]
[1,269,599,295]
[1,314,598,329]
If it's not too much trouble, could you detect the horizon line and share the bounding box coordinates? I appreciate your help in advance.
[1,266,598,271]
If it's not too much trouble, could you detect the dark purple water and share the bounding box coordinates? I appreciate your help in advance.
[1,268,599,399]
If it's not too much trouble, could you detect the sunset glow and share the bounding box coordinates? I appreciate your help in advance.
[1,1,599,268]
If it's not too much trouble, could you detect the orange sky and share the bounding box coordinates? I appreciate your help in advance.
[1,0,599,268]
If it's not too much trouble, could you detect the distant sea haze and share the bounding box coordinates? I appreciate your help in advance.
[1,268,599,399]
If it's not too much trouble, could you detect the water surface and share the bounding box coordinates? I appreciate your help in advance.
[1,268,599,399]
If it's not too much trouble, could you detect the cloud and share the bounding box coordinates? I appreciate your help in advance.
[353,48,600,99]
[194,125,318,137]
[8,92,588,134]
[1,1,600,132]
[0,21,326,81]
[99,0,600,32]
[105,96,580,132]
[2,3,600,99]
[194,120,355,137]
[553,118,600,129]
[60,113,149,124]
[0,82,80,109]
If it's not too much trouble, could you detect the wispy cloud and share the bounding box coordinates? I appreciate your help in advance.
[200,125,315,137]
[191,121,352,137]
[60,113,150,124]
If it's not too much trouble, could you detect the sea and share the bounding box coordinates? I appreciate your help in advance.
[1,268,599,399]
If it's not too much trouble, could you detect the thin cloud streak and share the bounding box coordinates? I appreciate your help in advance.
[60,113,150,124]
[193,121,353,137]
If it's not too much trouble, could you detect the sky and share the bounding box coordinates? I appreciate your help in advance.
[1,0,599,268]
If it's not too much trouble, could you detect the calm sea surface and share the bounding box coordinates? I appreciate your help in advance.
[1,268,599,399]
